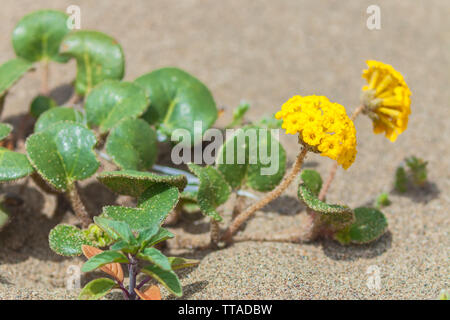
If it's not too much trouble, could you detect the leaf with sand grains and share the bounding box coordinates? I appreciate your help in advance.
[60,31,125,95]
[85,80,148,134]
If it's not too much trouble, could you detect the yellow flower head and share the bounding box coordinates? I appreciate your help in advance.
[361,60,411,142]
[275,95,357,169]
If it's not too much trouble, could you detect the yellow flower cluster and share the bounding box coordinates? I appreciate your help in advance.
[275,95,357,169]
[362,60,411,142]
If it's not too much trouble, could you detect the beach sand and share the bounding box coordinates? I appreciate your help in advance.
[0,0,448,300]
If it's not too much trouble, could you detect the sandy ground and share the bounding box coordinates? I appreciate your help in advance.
[0,0,449,299]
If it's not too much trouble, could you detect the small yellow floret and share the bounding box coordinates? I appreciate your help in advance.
[362,60,411,142]
[275,95,357,169]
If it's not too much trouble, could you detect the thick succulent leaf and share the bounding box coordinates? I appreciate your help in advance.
[134,67,217,143]
[105,118,157,170]
[0,147,34,182]
[137,247,171,271]
[298,184,354,227]
[0,58,33,97]
[168,257,200,270]
[97,170,187,197]
[81,250,129,273]
[141,264,182,297]
[34,107,84,132]
[101,206,163,232]
[0,204,10,231]
[137,183,179,218]
[30,95,57,118]
[335,207,388,245]
[0,123,12,141]
[12,10,70,63]
[26,122,99,191]
[187,164,231,221]
[85,81,148,134]
[60,31,125,95]
[78,278,116,300]
[93,216,135,244]
[49,224,93,256]
[216,126,286,192]
[300,169,323,197]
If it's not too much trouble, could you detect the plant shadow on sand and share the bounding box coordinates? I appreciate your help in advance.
[320,231,392,261]
[0,179,118,265]
[392,181,440,204]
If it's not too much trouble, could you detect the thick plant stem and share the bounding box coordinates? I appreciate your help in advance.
[222,147,308,243]
[65,182,91,228]
[210,219,220,245]
[40,60,50,96]
[318,105,364,201]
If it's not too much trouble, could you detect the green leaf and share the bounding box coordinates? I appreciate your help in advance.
[226,101,249,128]
[0,147,34,182]
[135,67,217,143]
[136,225,159,246]
[100,206,162,232]
[0,204,10,231]
[34,107,84,132]
[105,118,157,170]
[335,207,388,245]
[145,228,174,248]
[30,95,57,118]
[93,216,135,244]
[12,10,70,63]
[0,58,34,97]
[0,123,12,141]
[97,170,187,197]
[300,170,323,197]
[137,183,180,219]
[49,224,93,256]
[187,164,231,221]
[168,257,200,270]
[85,80,149,134]
[394,166,408,193]
[81,250,129,273]
[216,126,286,192]
[78,278,116,300]
[137,247,171,271]
[60,31,125,95]
[141,264,182,297]
[298,184,354,227]
[26,122,99,191]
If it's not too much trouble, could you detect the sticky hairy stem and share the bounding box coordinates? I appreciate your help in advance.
[65,182,91,228]
[210,219,220,245]
[222,147,308,242]
[318,105,364,201]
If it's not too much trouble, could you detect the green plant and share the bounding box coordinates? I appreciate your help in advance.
[394,156,429,192]
[375,192,391,208]
[48,169,197,300]
[0,9,219,230]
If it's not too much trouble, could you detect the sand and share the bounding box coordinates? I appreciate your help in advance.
[0,0,448,300]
